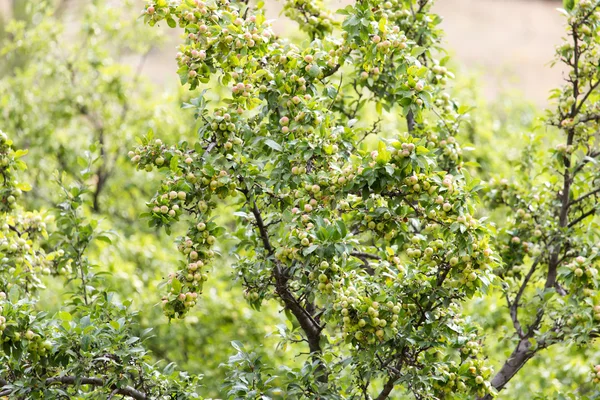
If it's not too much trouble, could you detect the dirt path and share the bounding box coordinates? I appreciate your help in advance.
[433,0,564,107]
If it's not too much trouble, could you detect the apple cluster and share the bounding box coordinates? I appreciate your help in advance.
[592,364,600,383]
[146,0,276,91]
[161,218,221,318]
[431,358,493,398]
[0,211,57,291]
[0,131,25,213]
[333,287,403,343]
[282,0,336,39]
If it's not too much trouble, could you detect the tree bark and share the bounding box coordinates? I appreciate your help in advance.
[479,338,536,400]
[375,377,396,400]
[407,110,416,133]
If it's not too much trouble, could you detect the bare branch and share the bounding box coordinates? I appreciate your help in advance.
[570,187,600,206]
[568,207,596,228]
[350,251,381,261]
[509,259,540,338]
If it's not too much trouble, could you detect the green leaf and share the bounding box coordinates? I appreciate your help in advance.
[303,245,319,255]
[166,17,177,28]
[378,17,387,33]
[80,316,91,328]
[14,149,28,159]
[376,141,391,163]
[16,182,32,192]
[170,155,179,171]
[231,340,244,352]
[264,139,282,151]
[163,361,177,375]
[95,234,112,244]
[230,55,240,66]
[308,64,321,78]
[416,66,428,77]
[416,146,429,155]
[58,311,72,321]
[336,220,347,237]
[125,337,139,345]
[411,46,426,57]
[171,278,182,293]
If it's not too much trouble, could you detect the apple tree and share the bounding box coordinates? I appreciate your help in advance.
[134,0,499,398]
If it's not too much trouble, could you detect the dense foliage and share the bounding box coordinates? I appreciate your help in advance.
[2,0,600,399]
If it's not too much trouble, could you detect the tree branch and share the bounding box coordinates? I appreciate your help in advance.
[572,149,600,175]
[570,186,600,206]
[406,110,415,133]
[350,251,380,260]
[574,78,600,116]
[241,188,323,357]
[0,376,146,399]
[478,338,538,400]
[375,377,396,400]
[510,259,539,338]
[350,252,377,275]
[568,207,596,228]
